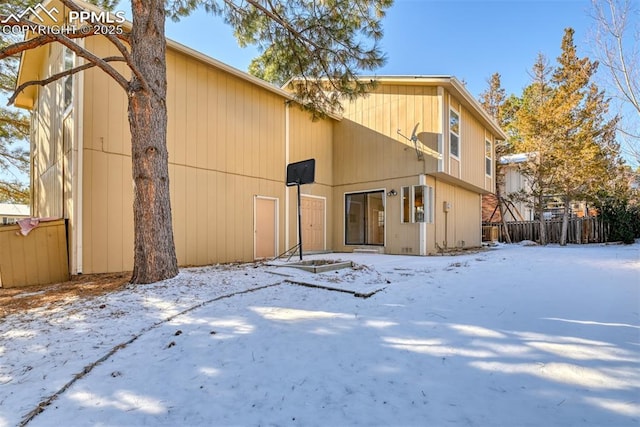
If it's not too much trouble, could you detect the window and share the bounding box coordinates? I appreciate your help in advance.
[400,185,434,224]
[425,186,434,223]
[401,186,410,223]
[414,185,425,222]
[63,47,74,111]
[449,108,460,158]
[485,139,492,176]
[345,191,384,245]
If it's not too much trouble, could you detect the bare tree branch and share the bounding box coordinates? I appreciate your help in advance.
[0,22,128,91]
[0,3,147,98]
[58,0,149,93]
[7,56,125,105]
[590,0,640,165]
[53,32,130,89]
[598,0,640,112]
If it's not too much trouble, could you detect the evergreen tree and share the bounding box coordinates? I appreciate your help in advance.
[0,0,38,204]
[549,28,620,245]
[479,73,506,123]
[513,53,556,245]
[479,72,512,243]
[513,29,623,246]
[596,165,640,244]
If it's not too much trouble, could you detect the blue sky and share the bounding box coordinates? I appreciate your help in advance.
[0,0,615,186]
[148,0,596,99]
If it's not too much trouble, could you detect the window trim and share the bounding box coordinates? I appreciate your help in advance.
[401,186,410,223]
[413,185,425,223]
[426,185,434,224]
[344,190,386,246]
[62,46,75,115]
[485,139,492,177]
[400,185,434,224]
[449,106,460,159]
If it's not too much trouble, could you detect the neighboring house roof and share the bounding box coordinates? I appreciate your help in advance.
[500,152,536,165]
[0,203,30,217]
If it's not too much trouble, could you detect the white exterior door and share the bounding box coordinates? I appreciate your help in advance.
[301,195,325,252]
[254,196,278,259]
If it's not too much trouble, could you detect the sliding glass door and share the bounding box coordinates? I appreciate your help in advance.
[345,191,384,246]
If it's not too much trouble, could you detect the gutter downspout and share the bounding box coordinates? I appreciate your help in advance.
[436,86,445,251]
[419,174,426,255]
[284,102,290,250]
[30,100,36,217]
[75,39,85,274]
[437,86,445,173]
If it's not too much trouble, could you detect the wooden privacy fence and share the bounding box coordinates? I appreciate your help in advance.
[0,219,69,288]
[484,217,609,244]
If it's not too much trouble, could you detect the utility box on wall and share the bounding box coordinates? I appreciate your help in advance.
[0,219,69,288]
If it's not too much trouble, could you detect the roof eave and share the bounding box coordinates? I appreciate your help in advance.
[13,0,341,120]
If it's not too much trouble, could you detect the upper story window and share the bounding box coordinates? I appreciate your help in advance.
[449,108,460,158]
[63,47,74,111]
[485,139,492,176]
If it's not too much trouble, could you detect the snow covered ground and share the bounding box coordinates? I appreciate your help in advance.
[1,243,639,427]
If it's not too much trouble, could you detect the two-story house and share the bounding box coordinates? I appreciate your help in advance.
[332,76,505,254]
[14,0,506,275]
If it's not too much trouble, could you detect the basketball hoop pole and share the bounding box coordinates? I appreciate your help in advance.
[296,182,303,261]
[283,158,315,262]
[276,181,302,261]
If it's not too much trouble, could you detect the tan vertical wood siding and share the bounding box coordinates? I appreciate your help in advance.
[336,84,440,186]
[433,180,481,251]
[334,83,494,253]
[444,90,497,192]
[333,84,443,254]
[75,38,338,273]
[32,44,67,220]
[0,220,69,288]
[27,33,504,271]
[459,103,489,188]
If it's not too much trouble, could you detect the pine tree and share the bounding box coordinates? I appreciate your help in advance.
[513,29,623,246]
[479,72,512,243]
[549,28,620,245]
[0,0,38,203]
[513,53,556,245]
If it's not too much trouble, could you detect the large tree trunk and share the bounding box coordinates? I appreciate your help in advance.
[128,0,178,283]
